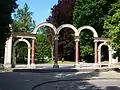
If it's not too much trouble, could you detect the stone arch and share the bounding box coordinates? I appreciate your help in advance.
[56,24,78,36]
[13,38,31,67]
[98,43,112,66]
[78,26,98,64]
[31,22,57,34]
[78,26,98,37]
[31,22,58,68]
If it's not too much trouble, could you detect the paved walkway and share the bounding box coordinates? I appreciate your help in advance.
[0,63,120,90]
[0,70,120,90]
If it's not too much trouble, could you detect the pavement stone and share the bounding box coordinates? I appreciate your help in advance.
[0,70,120,90]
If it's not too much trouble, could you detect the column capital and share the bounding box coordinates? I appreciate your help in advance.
[32,37,36,40]
[54,35,59,40]
[94,40,98,42]
[28,47,31,49]
[75,36,79,42]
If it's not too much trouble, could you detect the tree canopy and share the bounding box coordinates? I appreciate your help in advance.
[73,0,117,61]
[0,0,17,57]
[12,3,35,33]
[35,33,51,63]
[104,1,120,57]
[12,3,35,64]
[12,3,52,63]
[0,0,17,42]
[47,0,119,62]
[47,0,76,61]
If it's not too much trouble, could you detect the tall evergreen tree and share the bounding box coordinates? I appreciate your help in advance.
[12,3,35,33]
[12,3,51,64]
[12,3,35,64]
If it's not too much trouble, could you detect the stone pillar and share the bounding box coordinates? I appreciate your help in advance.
[108,49,112,67]
[98,48,101,66]
[31,39,35,64]
[31,38,36,68]
[94,41,98,63]
[4,36,12,68]
[53,35,59,68]
[4,39,8,67]
[12,46,16,68]
[4,24,13,68]
[27,46,31,67]
[75,36,79,68]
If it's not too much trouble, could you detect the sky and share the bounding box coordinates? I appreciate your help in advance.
[16,0,58,25]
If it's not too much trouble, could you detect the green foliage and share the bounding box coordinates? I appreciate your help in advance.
[47,0,76,61]
[12,3,35,63]
[0,0,17,58]
[104,1,120,57]
[15,43,28,64]
[12,3,52,64]
[35,34,51,63]
[79,30,94,57]
[73,0,106,28]
[12,3,35,32]
[73,0,117,60]
[80,45,94,56]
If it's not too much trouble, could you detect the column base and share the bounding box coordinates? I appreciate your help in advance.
[53,64,59,68]
[30,63,36,68]
[93,63,99,68]
[4,63,11,69]
[27,64,31,68]
[108,64,112,67]
[74,64,80,68]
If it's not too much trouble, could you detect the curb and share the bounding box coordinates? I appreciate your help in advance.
[12,68,119,73]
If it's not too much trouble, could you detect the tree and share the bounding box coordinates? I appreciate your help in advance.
[104,1,120,57]
[12,3,52,63]
[15,42,28,64]
[0,0,17,58]
[35,33,51,63]
[12,3,35,63]
[12,3,35,32]
[47,0,76,61]
[73,0,117,61]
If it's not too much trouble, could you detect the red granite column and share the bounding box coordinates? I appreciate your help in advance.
[94,41,98,63]
[31,39,35,64]
[75,36,79,65]
[53,35,59,68]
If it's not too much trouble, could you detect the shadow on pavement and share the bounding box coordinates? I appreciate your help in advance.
[32,69,101,90]
[0,69,120,90]
[113,68,120,73]
[106,86,120,90]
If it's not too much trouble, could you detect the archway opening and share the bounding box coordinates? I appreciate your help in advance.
[78,26,98,64]
[12,41,28,67]
[79,30,94,63]
[35,26,55,64]
[58,28,75,64]
[101,45,109,65]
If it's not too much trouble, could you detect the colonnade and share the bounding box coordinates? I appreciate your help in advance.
[31,23,99,68]
[4,22,115,68]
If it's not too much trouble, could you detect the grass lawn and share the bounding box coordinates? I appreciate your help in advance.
[47,60,75,64]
